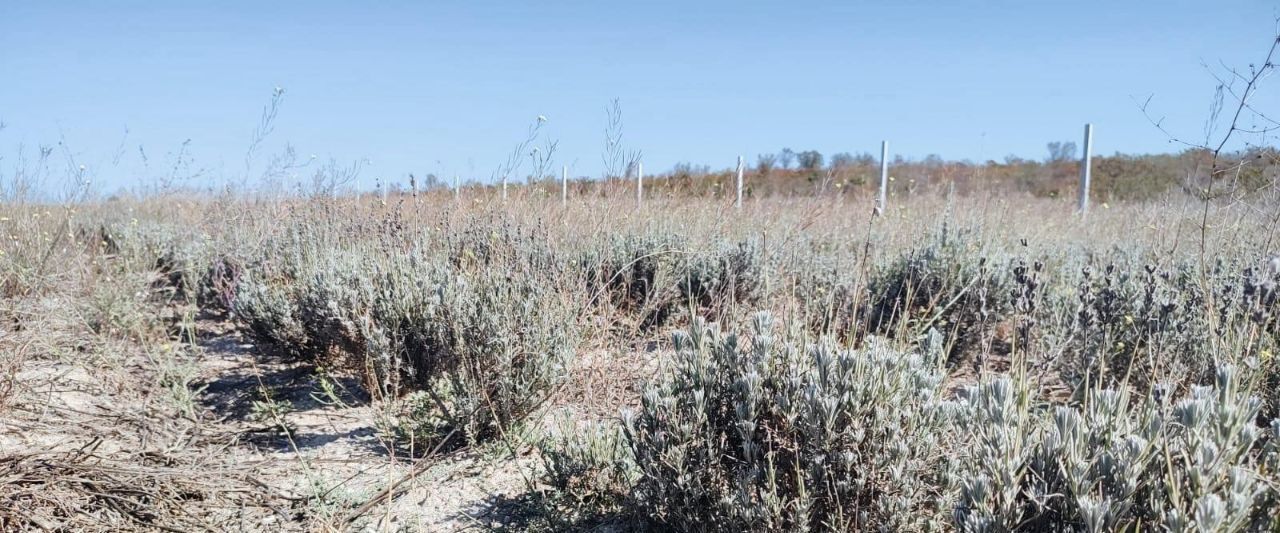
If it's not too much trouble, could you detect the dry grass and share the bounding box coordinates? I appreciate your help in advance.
[0,187,1278,530]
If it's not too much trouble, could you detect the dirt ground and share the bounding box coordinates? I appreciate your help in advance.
[0,305,656,532]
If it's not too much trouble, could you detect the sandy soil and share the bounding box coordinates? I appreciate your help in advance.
[0,310,656,532]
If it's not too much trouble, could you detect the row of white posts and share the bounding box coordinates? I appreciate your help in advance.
[425,124,1096,214]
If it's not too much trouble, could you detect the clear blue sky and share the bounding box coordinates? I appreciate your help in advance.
[1,1,1277,194]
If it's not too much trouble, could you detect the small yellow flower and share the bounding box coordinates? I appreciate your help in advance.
[1124,315,1133,324]
[1262,349,1273,362]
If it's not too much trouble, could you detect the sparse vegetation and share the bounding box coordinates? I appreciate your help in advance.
[3,21,1279,530]
[2,178,1280,529]
[3,165,1280,531]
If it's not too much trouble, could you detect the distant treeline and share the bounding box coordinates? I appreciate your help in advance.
[500,147,1280,202]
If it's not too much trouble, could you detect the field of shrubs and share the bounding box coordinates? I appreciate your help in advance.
[3,189,1280,531]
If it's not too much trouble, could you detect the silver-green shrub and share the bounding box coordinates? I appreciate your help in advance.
[1036,257,1280,407]
[866,228,1011,364]
[537,416,639,526]
[233,270,313,360]
[578,233,767,331]
[953,365,1279,531]
[392,260,578,445]
[678,238,766,320]
[623,313,951,531]
[86,220,209,303]
[235,230,579,448]
[579,232,687,330]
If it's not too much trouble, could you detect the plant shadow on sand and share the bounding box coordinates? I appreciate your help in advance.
[194,329,390,455]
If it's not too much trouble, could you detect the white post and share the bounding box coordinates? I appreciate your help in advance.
[736,155,744,209]
[502,175,508,201]
[561,165,568,206]
[636,162,644,207]
[877,141,889,213]
[1078,123,1093,216]
[454,174,460,202]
